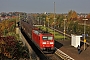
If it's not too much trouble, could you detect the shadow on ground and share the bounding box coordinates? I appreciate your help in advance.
[55,41,63,49]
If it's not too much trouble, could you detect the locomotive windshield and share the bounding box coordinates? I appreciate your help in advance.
[42,36,53,40]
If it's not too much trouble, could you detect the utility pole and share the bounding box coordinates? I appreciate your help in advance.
[83,18,88,50]
[54,2,56,37]
[63,18,67,40]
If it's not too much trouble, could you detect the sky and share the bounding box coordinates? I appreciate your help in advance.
[0,0,90,13]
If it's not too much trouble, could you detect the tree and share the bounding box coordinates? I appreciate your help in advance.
[48,13,54,26]
[73,21,78,34]
[67,10,77,20]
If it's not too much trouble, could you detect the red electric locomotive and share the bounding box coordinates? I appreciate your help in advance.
[32,29,55,53]
[21,20,55,53]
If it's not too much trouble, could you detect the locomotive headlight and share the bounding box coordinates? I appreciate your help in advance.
[42,42,46,44]
[51,45,53,47]
[50,42,54,44]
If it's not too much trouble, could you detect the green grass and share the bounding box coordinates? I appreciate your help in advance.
[38,26,69,40]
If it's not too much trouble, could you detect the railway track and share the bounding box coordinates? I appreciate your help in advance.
[21,17,77,60]
[21,16,63,60]
[21,29,63,60]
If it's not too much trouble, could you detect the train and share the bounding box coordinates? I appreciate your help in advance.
[20,19,55,53]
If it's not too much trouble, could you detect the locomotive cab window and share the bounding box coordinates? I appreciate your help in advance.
[42,36,53,40]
